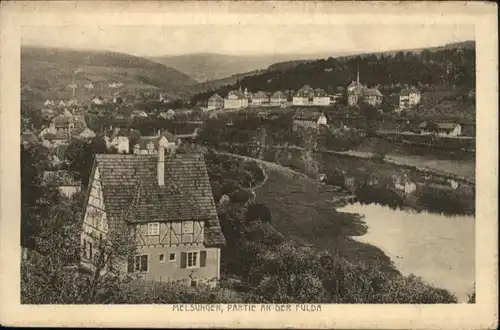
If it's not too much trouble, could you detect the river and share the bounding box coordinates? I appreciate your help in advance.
[338,202,475,303]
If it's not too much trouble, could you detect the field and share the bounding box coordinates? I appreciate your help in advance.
[243,157,399,274]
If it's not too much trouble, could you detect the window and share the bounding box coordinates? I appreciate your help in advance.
[190,280,197,288]
[147,222,159,236]
[169,253,176,262]
[159,254,165,263]
[134,255,148,272]
[187,251,198,268]
[89,242,93,260]
[182,221,193,234]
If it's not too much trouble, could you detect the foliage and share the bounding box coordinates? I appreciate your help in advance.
[65,136,108,187]
[21,193,139,304]
[416,185,473,216]
[245,202,272,223]
[21,142,59,248]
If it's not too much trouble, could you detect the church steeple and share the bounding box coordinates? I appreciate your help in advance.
[356,65,360,84]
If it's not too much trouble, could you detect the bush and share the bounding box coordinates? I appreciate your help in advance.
[229,187,254,204]
[245,202,272,223]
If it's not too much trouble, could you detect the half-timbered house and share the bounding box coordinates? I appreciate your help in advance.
[81,139,225,287]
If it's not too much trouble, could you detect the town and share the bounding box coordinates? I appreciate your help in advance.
[20,32,476,305]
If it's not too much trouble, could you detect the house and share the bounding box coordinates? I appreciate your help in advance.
[399,86,421,109]
[347,70,383,107]
[42,131,70,148]
[363,87,384,107]
[68,98,79,107]
[419,121,462,137]
[21,130,38,146]
[224,89,248,109]
[133,131,178,155]
[44,100,55,108]
[107,129,131,154]
[207,94,224,110]
[85,82,94,90]
[131,110,148,119]
[48,144,69,167]
[250,91,270,106]
[312,89,330,106]
[73,127,96,141]
[330,93,343,105]
[43,170,81,198]
[80,141,226,286]
[292,110,328,130]
[91,96,105,105]
[292,85,315,106]
[270,91,287,106]
[58,100,67,107]
[52,114,75,135]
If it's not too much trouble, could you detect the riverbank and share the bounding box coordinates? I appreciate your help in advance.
[220,152,399,275]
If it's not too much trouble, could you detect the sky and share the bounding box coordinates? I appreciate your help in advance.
[22,24,475,57]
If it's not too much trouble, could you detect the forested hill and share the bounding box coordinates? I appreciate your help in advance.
[21,46,199,101]
[192,41,475,104]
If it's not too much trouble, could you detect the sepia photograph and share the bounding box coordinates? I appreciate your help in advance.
[1,1,498,328]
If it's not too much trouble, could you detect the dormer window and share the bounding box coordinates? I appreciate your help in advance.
[147,222,159,236]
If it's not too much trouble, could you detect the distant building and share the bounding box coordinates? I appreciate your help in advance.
[292,110,328,130]
[107,129,131,154]
[44,100,55,108]
[347,70,383,107]
[43,170,81,198]
[330,93,343,105]
[21,130,38,146]
[418,121,462,137]
[270,91,287,106]
[91,96,105,105]
[133,131,178,155]
[312,89,330,106]
[131,110,148,119]
[399,86,421,109]
[207,94,224,110]
[250,91,270,106]
[292,85,315,106]
[224,89,248,109]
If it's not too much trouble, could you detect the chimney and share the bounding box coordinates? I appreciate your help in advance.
[157,137,169,186]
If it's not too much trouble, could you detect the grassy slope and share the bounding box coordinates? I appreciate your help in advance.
[21,46,199,100]
[253,161,398,275]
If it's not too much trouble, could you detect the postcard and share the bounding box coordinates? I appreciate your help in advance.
[0,1,498,328]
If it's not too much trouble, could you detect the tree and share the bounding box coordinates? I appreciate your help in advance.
[66,137,107,187]
[21,143,58,248]
[21,193,139,304]
[245,202,272,223]
[253,241,328,303]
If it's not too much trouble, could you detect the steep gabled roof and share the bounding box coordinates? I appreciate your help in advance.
[208,93,223,101]
[93,153,225,247]
[271,91,286,99]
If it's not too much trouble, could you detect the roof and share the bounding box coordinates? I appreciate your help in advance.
[252,91,269,99]
[400,86,421,95]
[52,114,75,127]
[294,85,315,97]
[293,110,326,121]
[271,91,286,99]
[226,90,246,99]
[419,121,460,130]
[363,88,383,97]
[43,170,80,186]
[93,153,225,247]
[21,131,37,143]
[208,93,223,101]
[44,131,69,141]
[313,89,328,97]
[136,131,177,149]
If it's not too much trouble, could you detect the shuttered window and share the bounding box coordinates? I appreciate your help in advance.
[187,252,198,268]
[180,252,187,268]
[200,251,207,267]
[131,255,148,272]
